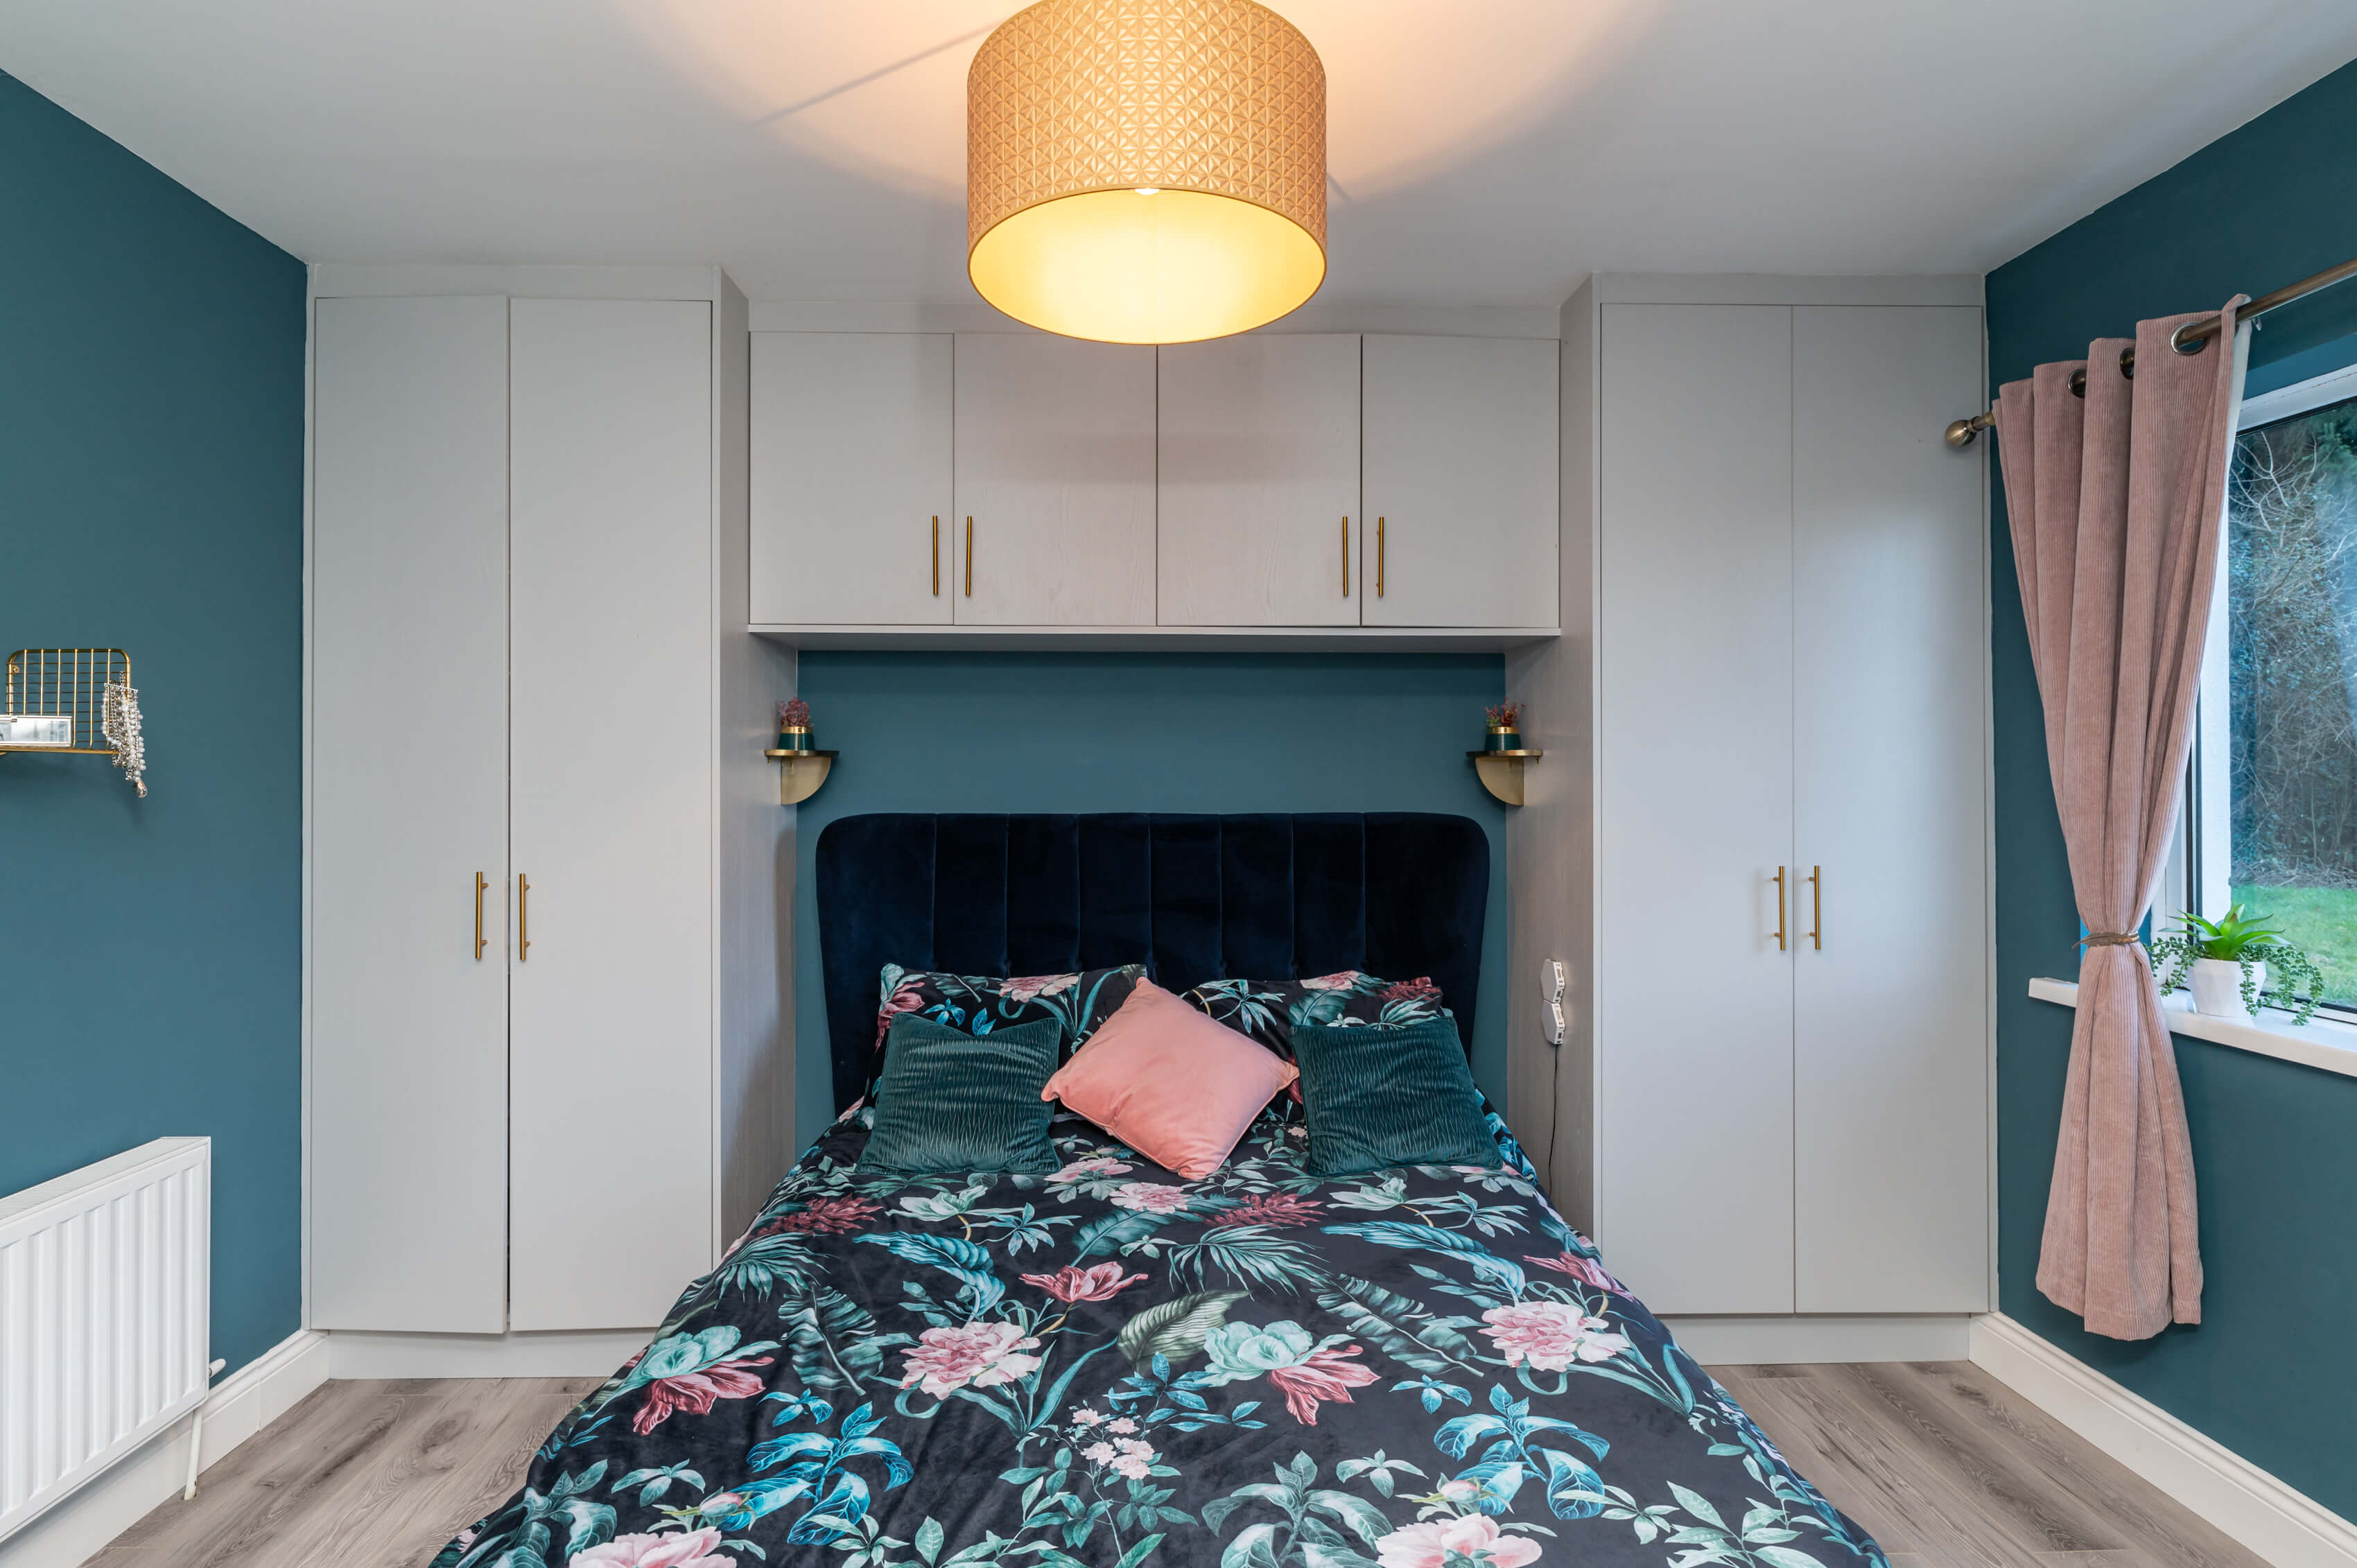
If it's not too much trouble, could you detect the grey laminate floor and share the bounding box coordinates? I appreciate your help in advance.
[1714,1361,2268,1567]
[83,1377,598,1568]
[85,1362,2265,1568]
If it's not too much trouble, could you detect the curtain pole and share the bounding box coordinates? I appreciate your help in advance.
[1945,250,2357,448]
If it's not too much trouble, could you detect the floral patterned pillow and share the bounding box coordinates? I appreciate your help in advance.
[867,963,1145,1099]
[1184,970,1451,1062]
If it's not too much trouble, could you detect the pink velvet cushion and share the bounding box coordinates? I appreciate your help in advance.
[1041,977,1298,1180]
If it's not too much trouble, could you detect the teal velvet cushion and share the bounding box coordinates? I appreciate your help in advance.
[1290,1016,1499,1178]
[860,1014,1062,1174]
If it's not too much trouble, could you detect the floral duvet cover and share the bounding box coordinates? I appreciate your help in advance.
[433,1106,1885,1568]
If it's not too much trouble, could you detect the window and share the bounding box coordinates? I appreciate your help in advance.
[2174,362,2357,1016]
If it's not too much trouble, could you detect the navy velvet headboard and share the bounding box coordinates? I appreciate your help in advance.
[816,812,1489,1114]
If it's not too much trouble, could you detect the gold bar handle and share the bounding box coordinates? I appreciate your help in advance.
[1341,516,1350,596]
[1807,864,1822,950]
[473,872,488,960]
[518,873,531,961]
[964,517,973,598]
[1771,866,1787,952]
[1376,516,1386,598]
[932,515,940,597]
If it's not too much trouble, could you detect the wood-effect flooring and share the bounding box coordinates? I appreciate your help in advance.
[82,1377,597,1568]
[82,1361,2267,1568]
[1714,1361,2268,1567]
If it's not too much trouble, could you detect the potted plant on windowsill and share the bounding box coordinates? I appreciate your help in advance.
[2149,904,2325,1026]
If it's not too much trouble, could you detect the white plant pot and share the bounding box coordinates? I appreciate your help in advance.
[2188,957,2263,1020]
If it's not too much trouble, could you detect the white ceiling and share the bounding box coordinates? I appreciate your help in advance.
[5,0,2354,308]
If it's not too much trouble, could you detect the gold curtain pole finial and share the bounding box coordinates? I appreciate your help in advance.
[1945,413,1995,449]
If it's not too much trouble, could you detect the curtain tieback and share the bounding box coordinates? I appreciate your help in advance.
[2079,932,2141,947]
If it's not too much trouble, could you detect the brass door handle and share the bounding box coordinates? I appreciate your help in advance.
[518,873,531,961]
[964,516,973,598]
[1376,516,1386,598]
[1807,865,1822,950]
[473,872,488,960]
[932,515,940,597]
[1341,516,1350,597]
[1771,866,1787,952]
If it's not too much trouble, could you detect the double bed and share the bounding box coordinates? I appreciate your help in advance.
[433,815,1885,1568]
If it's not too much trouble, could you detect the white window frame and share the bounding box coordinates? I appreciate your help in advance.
[2162,356,2357,1017]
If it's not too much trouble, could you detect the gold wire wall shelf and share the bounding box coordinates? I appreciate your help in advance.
[2,647,148,795]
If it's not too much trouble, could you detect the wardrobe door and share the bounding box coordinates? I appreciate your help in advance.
[952,333,1156,625]
[1595,304,1795,1315]
[1361,335,1557,627]
[1157,333,1362,626]
[310,296,511,1332]
[508,298,716,1330]
[750,332,953,625]
[1792,306,1990,1312]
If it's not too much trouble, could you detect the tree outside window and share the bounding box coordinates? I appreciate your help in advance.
[2225,393,2357,1007]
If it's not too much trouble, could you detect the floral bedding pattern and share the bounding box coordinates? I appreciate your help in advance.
[432,1104,1884,1568]
[867,966,1147,1096]
[1184,971,1451,1060]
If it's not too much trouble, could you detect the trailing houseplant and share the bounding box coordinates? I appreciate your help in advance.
[2148,904,2326,1025]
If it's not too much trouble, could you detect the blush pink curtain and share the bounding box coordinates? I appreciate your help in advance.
[1992,299,2247,1340]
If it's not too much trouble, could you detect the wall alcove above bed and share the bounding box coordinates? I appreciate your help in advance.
[815,812,1489,1113]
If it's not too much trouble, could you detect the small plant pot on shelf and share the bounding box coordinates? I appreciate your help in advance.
[1473,704,1537,803]
[2152,903,2325,1027]
[2188,957,2262,1021]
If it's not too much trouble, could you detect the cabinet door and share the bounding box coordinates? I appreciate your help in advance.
[1793,306,1989,1312]
[1362,336,1557,627]
[953,334,1156,625]
[1595,304,1795,1315]
[1158,334,1361,626]
[751,333,952,625]
[509,298,716,1330]
[310,296,511,1332]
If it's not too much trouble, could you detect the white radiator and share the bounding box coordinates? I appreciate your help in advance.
[0,1137,211,1545]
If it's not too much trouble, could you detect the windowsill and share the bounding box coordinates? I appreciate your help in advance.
[2028,977,2357,1081]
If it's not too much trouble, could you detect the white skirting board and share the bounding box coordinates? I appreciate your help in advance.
[324,1327,654,1379]
[3,1329,329,1568]
[1660,1314,1974,1364]
[1969,1313,2357,1568]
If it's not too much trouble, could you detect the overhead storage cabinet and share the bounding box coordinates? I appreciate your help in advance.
[749,330,1559,638]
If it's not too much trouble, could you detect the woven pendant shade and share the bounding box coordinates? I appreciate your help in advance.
[968,0,1327,345]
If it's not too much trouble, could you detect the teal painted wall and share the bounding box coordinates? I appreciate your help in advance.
[790,651,1510,1149]
[0,72,306,1377]
[1988,58,2357,1518]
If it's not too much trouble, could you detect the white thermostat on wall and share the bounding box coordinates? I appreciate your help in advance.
[0,713,74,749]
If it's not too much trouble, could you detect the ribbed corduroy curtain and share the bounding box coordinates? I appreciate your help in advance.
[1992,299,2248,1340]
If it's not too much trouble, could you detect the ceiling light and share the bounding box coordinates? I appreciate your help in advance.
[967,0,1328,345]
